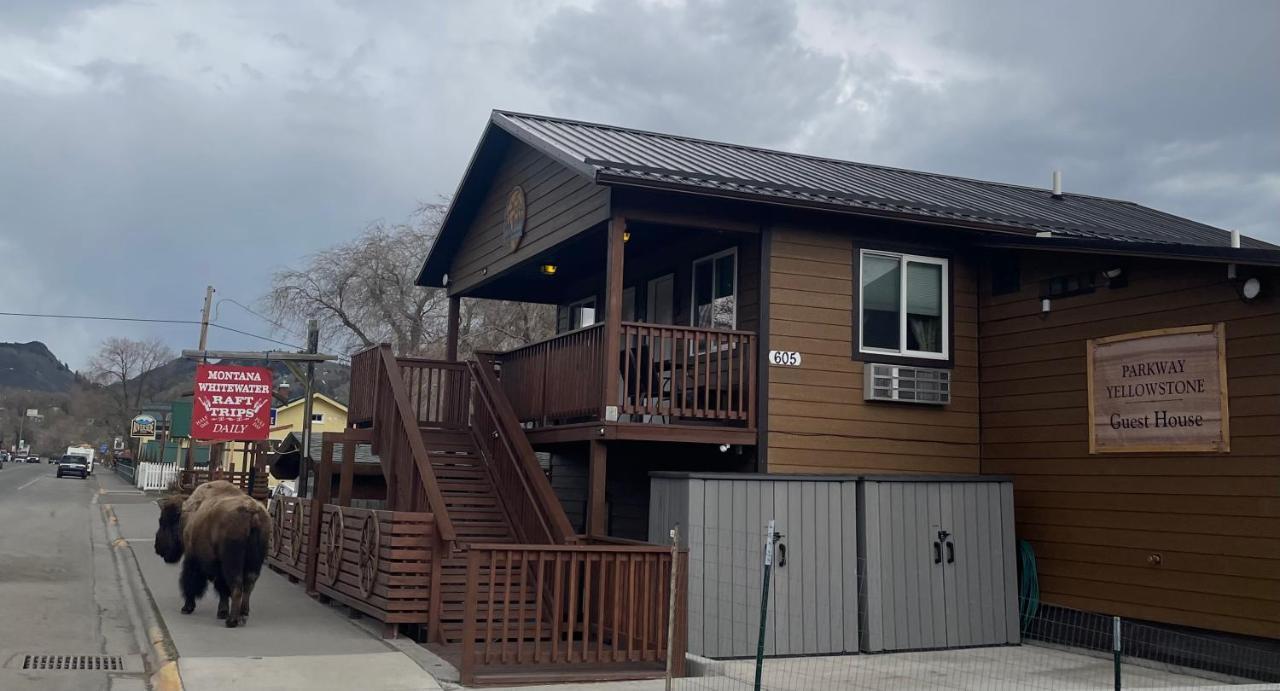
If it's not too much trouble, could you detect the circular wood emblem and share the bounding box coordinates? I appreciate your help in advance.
[503,186,527,251]
[358,514,381,598]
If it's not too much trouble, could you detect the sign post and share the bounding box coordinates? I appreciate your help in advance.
[1087,323,1229,453]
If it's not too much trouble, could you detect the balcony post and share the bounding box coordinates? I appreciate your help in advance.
[602,214,626,421]
[445,296,460,362]
[587,439,608,536]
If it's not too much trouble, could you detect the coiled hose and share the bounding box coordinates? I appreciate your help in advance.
[1017,538,1040,633]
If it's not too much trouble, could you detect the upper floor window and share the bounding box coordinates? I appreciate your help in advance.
[556,296,597,333]
[859,250,948,359]
[311,413,325,423]
[692,248,737,330]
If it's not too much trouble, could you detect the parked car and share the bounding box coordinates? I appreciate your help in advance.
[56,455,89,479]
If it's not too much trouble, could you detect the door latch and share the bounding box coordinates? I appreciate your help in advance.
[772,531,786,568]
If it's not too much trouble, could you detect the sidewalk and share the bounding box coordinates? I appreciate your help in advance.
[98,471,442,691]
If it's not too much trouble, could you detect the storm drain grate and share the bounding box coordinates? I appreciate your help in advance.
[21,654,125,671]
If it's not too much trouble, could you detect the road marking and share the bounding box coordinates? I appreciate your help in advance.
[17,476,44,490]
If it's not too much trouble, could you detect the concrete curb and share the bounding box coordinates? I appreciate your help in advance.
[102,503,185,691]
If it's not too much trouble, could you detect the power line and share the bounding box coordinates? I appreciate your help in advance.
[213,298,304,340]
[0,310,351,364]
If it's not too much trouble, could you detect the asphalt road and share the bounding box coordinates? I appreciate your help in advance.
[0,461,147,690]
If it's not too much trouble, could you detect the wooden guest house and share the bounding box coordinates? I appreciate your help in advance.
[265,111,1279,684]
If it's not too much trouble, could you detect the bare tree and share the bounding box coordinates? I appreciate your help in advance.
[87,336,175,427]
[264,203,552,358]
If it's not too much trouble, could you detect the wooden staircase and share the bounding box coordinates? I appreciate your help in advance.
[422,428,545,647]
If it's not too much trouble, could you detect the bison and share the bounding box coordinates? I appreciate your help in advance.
[154,481,271,627]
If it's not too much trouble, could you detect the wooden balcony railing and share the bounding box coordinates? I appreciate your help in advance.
[468,361,576,546]
[495,323,604,425]
[179,468,269,500]
[619,322,755,423]
[492,322,756,429]
[459,543,687,684]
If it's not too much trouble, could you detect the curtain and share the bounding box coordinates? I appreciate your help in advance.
[908,316,941,353]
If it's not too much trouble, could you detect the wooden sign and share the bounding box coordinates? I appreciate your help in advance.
[1087,323,1229,454]
[192,364,273,440]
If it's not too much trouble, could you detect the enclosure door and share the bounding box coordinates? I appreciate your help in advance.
[939,482,1019,648]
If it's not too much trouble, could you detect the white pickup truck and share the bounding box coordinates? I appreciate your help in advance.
[65,446,95,475]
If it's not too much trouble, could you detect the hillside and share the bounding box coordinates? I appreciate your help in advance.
[0,341,78,392]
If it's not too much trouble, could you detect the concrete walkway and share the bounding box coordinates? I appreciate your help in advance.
[99,471,441,691]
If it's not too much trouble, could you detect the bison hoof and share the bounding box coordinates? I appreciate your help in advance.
[216,609,228,620]
[225,617,242,628]
[181,604,195,614]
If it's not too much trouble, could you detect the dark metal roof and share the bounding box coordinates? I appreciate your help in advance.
[491,110,1274,250]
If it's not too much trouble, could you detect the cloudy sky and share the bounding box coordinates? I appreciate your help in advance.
[1,0,1276,368]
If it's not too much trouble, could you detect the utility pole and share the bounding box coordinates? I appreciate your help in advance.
[196,284,215,470]
[298,320,319,498]
[198,285,215,351]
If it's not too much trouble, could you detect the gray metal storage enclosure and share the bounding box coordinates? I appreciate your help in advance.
[859,476,1020,652]
[649,472,860,658]
[651,472,1020,659]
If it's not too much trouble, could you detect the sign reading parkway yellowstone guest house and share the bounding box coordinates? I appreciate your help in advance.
[1087,323,1230,453]
[191,364,273,441]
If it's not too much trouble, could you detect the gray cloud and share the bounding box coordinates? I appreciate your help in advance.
[0,0,1275,369]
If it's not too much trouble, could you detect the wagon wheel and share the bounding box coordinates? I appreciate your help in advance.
[269,498,285,558]
[357,514,380,598]
[323,510,344,587]
[289,501,305,565]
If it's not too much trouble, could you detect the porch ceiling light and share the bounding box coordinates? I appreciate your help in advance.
[539,263,558,276]
[623,230,631,242]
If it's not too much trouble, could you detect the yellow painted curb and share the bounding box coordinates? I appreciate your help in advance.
[150,660,183,691]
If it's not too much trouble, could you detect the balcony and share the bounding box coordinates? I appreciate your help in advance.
[488,321,757,444]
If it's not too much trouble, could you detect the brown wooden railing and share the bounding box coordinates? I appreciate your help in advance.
[368,345,458,547]
[459,543,687,684]
[398,357,470,430]
[494,324,604,425]
[619,322,756,423]
[493,322,756,429]
[267,496,312,582]
[314,504,435,625]
[180,468,269,500]
[467,361,576,546]
[348,346,381,425]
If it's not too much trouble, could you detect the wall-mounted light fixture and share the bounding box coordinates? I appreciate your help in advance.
[539,263,558,276]
[623,230,632,242]
[1102,266,1127,289]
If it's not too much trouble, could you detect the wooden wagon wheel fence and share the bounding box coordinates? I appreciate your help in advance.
[265,497,312,582]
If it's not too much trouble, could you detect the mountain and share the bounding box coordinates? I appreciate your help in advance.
[0,341,78,392]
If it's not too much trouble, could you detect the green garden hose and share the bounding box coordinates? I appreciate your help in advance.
[1018,538,1040,632]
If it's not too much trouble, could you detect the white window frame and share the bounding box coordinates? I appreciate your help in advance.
[311,413,325,423]
[689,247,738,330]
[557,295,598,333]
[858,249,949,360]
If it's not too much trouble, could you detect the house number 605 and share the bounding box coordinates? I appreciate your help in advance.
[768,350,802,367]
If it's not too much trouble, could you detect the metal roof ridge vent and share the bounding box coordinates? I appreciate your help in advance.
[1051,170,1063,199]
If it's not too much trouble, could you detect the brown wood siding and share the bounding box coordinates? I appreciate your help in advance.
[979,253,1280,639]
[765,225,981,474]
[448,140,610,295]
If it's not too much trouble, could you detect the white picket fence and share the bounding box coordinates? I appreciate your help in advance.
[135,462,180,491]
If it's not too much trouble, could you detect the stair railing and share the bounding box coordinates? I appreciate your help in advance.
[467,359,576,546]
[371,344,458,550]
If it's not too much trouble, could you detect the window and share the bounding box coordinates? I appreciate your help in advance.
[311,413,325,423]
[859,250,949,359]
[691,248,737,330]
[1040,272,1094,299]
[555,296,597,333]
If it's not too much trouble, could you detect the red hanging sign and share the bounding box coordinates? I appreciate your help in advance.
[191,364,273,441]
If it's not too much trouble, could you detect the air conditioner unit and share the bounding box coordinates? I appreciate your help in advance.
[864,363,951,405]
